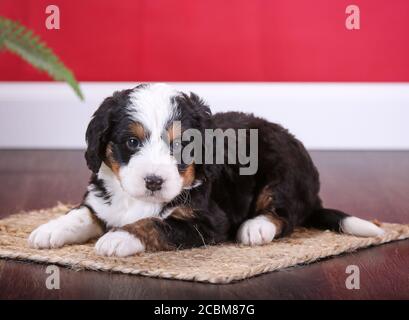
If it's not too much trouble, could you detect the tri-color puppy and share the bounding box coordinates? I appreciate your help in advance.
[28,83,384,256]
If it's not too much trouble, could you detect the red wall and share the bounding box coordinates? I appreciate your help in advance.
[1,0,408,82]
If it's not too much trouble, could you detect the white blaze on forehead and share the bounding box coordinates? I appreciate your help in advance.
[120,83,184,203]
[129,83,180,138]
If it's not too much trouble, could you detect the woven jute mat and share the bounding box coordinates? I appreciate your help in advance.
[0,204,408,284]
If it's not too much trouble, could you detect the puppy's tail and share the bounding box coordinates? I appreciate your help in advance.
[305,208,384,237]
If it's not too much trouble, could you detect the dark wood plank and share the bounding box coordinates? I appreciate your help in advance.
[0,150,408,299]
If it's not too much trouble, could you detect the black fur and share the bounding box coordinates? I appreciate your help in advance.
[151,111,344,248]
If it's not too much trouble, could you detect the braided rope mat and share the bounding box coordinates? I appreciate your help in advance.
[0,204,408,284]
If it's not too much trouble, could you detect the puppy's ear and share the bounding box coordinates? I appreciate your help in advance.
[85,97,116,173]
[85,89,132,173]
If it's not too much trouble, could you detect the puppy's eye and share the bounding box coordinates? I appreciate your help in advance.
[171,139,182,153]
[126,138,140,151]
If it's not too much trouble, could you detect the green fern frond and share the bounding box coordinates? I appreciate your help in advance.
[0,16,84,100]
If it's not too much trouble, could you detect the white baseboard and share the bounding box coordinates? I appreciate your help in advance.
[0,82,408,149]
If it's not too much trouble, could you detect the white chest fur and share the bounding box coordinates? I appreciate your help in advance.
[85,164,164,228]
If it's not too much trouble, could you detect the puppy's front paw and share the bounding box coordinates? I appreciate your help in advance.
[237,215,277,246]
[95,231,145,257]
[28,207,102,249]
[28,220,76,249]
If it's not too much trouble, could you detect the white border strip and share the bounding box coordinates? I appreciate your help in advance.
[0,82,408,149]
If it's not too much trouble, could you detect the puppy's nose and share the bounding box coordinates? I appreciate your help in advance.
[144,175,164,191]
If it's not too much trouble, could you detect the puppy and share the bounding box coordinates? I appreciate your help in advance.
[28,83,384,256]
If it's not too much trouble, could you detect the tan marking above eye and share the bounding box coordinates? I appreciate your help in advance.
[129,122,146,140]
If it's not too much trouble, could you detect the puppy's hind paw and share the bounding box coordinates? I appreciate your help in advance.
[237,215,277,246]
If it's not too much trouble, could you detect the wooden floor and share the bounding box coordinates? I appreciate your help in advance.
[0,150,408,299]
